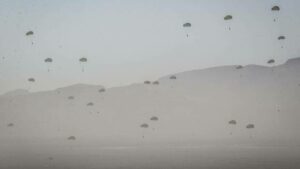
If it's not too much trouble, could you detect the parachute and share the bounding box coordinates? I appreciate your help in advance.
[277,36,286,48]
[27,78,36,91]
[68,96,74,100]
[271,6,280,22]
[224,15,233,30]
[26,31,34,36]
[278,36,286,40]
[79,57,87,62]
[150,116,159,121]
[7,123,14,127]
[28,78,35,82]
[25,31,34,45]
[67,136,76,140]
[44,58,53,72]
[152,81,159,85]
[170,75,177,80]
[236,65,243,69]
[79,57,88,72]
[224,15,233,20]
[228,120,237,135]
[140,123,149,139]
[183,23,191,27]
[267,59,275,64]
[144,81,151,84]
[44,58,53,63]
[228,120,237,125]
[183,22,192,37]
[246,124,255,138]
[140,123,149,128]
[99,88,106,93]
[246,124,255,129]
[87,102,94,106]
[271,6,280,11]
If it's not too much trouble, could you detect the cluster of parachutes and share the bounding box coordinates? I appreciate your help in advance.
[41,57,88,72]
[270,5,286,64]
[182,14,233,37]
[24,4,286,77]
[25,31,89,73]
[23,3,287,94]
[182,4,286,66]
[182,5,283,33]
[140,116,159,139]
[228,120,255,138]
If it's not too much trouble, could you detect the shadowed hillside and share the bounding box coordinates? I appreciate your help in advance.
[1,58,300,147]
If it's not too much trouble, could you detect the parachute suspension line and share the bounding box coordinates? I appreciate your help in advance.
[81,64,85,72]
[271,3,287,61]
[46,63,51,72]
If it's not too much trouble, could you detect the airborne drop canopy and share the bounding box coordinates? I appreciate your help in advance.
[98,88,106,93]
[150,116,159,121]
[44,58,53,72]
[246,124,255,138]
[246,124,255,129]
[183,23,191,27]
[278,36,286,40]
[25,30,34,45]
[28,78,35,82]
[170,75,177,80]
[278,36,286,49]
[272,6,280,11]
[228,120,237,125]
[152,81,159,85]
[271,5,280,22]
[68,136,76,140]
[7,123,14,127]
[268,59,275,64]
[79,57,88,72]
[224,15,233,20]
[224,15,233,31]
[228,120,237,135]
[183,22,192,37]
[140,123,149,128]
[26,31,34,36]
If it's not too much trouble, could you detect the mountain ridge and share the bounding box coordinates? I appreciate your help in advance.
[2,57,299,97]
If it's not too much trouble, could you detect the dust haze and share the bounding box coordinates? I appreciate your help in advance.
[1,0,300,169]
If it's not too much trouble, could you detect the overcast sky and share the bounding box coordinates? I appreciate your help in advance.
[0,0,300,94]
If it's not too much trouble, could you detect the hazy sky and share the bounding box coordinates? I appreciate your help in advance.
[0,0,300,94]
